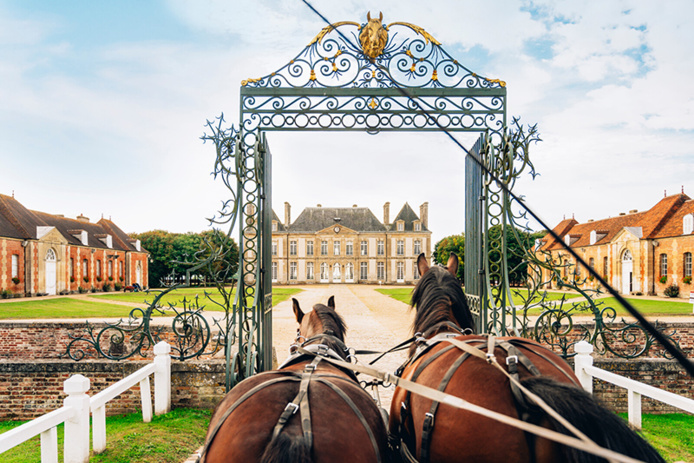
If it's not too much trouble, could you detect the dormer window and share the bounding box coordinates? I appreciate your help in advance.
[414,221,421,232]
[96,234,113,249]
[272,221,278,232]
[69,229,89,246]
[684,214,694,235]
[564,234,580,246]
[396,221,404,231]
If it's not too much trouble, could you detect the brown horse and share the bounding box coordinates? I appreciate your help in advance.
[199,297,388,463]
[388,253,664,463]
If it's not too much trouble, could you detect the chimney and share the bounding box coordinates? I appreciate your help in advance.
[284,202,291,227]
[76,214,89,223]
[383,202,390,226]
[420,202,429,229]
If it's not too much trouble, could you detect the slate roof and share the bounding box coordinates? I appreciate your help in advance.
[541,194,691,251]
[391,203,429,232]
[271,210,287,232]
[287,207,387,233]
[0,194,144,252]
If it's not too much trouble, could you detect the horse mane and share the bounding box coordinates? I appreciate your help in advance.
[411,266,475,335]
[312,304,347,341]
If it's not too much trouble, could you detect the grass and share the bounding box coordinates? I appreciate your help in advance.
[619,413,694,463]
[0,408,211,463]
[0,287,303,320]
[377,287,576,307]
[592,297,693,317]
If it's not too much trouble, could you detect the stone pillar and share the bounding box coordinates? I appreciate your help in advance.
[420,202,429,229]
[284,202,291,228]
[383,202,390,226]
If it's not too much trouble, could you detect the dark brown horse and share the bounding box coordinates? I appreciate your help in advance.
[199,297,388,463]
[389,253,664,463]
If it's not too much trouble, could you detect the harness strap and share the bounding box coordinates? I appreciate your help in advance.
[317,378,383,463]
[197,374,299,462]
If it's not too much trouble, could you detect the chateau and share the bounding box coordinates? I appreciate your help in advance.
[271,202,431,284]
[537,192,694,296]
[0,194,149,296]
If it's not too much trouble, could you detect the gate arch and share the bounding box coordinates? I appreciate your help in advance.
[205,13,530,387]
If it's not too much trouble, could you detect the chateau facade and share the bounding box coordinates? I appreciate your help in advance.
[0,194,149,296]
[272,202,431,285]
[537,193,694,296]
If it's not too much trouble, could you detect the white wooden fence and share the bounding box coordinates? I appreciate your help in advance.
[574,340,694,429]
[0,341,172,463]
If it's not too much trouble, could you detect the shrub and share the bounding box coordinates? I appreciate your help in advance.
[683,276,692,284]
[664,284,680,298]
[78,286,87,294]
[90,286,97,293]
[103,282,112,292]
[1,289,10,299]
[114,282,123,291]
[11,277,20,285]
[659,275,667,284]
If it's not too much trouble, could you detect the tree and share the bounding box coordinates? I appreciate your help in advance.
[130,230,238,288]
[433,233,465,281]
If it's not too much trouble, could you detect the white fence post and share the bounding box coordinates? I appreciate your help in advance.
[92,405,106,454]
[63,375,91,463]
[40,426,58,463]
[628,390,643,429]
[154,341,171,415]
[574,341,594,394]
[140,375,153,423]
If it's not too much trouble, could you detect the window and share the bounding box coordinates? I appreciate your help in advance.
[685,253,692,279]
[684,214,694,235]
[377,240,384,256]
[574,261,581,277]
[603,257,608,279]
[69,258,74,279]
[397,262,404,281]
[334,241,340,255]
[659,254,668,278]
[119,261,124,278]
[320,263,329,281]
[321,240,328,256]
[346,263,354,281]
[96,260,102,278]
[332,263,341,281]
[414,264,420,280]
[11,255,19,278]
[360,262,368,280]
[290,241,297,256]
[290,262,297,280]
[360,240,367,256]
[589,257,595,270]
[397,222,404,231]
[397,240,404,256]
[108,261,113,278]
[306,241,314,256]
[272,222,278,232]
[346,241,353,256]
[83,259,89,279]
[414,222,421,232]
[272,262,278,281]
[377,262,385,280]
[307,262,314,280]
[272,241,277,256]
[562,259,568,278]
[414,240,421,255]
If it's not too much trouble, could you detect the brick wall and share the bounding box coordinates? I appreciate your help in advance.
[0,360,226,420]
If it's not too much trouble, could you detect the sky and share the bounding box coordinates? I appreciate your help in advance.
[2,0,694,245]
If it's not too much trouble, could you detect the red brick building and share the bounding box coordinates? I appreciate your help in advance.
[538,193,694,296]
[0,194,148,296]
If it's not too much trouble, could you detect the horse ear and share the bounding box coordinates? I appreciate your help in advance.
[327,295,335,309]
[417,252,429,276]
[292,298,304,324]
[367,11,371,21]
[447,253,459,277]
[379,11,383,21]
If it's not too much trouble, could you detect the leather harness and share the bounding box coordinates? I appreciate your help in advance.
[393,326,579,463]
[197,333,383,462]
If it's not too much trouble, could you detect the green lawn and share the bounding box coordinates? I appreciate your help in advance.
[0,287,303,320]
[0,408,210,463]
[620,413,694,463]
[592,297,693,317]
[377,287,576,306]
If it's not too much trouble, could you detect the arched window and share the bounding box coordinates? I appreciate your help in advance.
[333,263,341,280]
[320,263,329,281]
[46,248,56,261]
[345,263,354,281]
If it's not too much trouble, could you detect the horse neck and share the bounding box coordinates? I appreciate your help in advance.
[414,301,460,337]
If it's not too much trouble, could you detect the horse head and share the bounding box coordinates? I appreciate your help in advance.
[359,11,388,60]
[411,252,475,339]
[292,296,347,344]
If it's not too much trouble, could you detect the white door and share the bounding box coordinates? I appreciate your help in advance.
[136,262,142,286]
[332,263,341,283]
[621,250,633,295]
[45,248,57,295]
